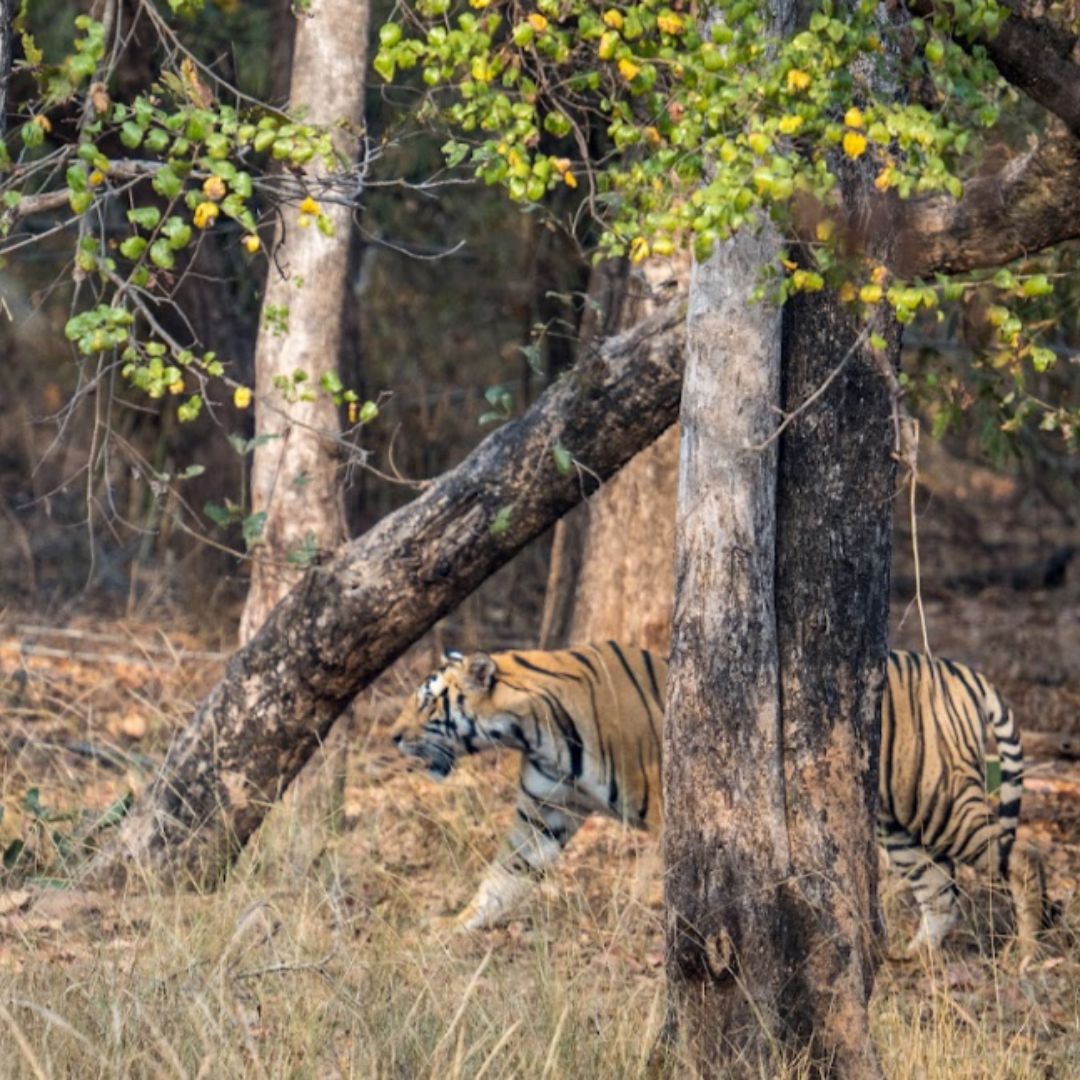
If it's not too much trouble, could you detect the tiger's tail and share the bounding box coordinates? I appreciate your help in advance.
[982,680,1023,877]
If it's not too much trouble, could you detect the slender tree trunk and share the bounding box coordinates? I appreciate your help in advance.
[539,257,685,652]
[0,0,12,138]
[662,228,790,1072]
[238,0,369,644]
[82,301,686,890]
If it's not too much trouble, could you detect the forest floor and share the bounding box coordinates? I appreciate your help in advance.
[0,444,1079,1077]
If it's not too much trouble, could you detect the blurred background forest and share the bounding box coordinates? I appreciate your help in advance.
[1,0,593,646]
[2,0,1080,654]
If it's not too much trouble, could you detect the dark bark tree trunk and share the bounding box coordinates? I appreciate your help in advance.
[82,301,686,890]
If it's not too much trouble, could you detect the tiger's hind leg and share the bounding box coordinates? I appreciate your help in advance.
[881,820,959,953]
[997,840,1049,959]
[943,819,1047,959]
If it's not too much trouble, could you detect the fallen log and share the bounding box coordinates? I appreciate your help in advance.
[82,299,687,890]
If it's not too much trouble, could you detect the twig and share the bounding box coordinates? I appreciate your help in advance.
[869,348,931,657]
[749,328,870,452]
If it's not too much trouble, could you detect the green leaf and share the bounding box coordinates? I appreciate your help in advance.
[23,788,44,818]
[119,236,147,260]
[489,505,514,536]
[93,792,134,831]
[3,840,25,870]
[1021,275,1053,298]
[178,464,205,479]
[127,206,161,230]
[149,240,175,269]
[552,442,573,475]
[152,166,183,200]
[242,511,268,548]
[984,756,1001,795]
[119,121,144,149]
[359,400,379,424]
[204,501,233,527]
[69,190,93,214]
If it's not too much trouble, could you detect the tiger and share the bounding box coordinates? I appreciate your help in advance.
[391,642,1051,952]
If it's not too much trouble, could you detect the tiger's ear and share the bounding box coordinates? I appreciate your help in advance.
[464,652,497,693]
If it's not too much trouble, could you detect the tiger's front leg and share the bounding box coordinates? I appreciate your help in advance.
[455,767,586,931]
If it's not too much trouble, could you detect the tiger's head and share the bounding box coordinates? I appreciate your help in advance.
[391,651,515,779]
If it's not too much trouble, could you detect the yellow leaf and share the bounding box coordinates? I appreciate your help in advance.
[528,12,548,30]
[618,58,641,81]
[859,283,883,304]
[629,237,650,264]
[202,176,227,201]
[786,69,811,92]
[778,114,804,135]
[871,264,888,285]
[563,169,577,188]
[32,114,52,133]
[242,234,261,254]
[842,131,867,159]
[815,219,834,242]
[838,281,857,303]
[299,195,321,215]
[88,169,106,187]
[782,258,798,271]
[602,9,623,28]
[657,13,684,34]
[844,106,864,129]
[193,201,220,229]
[552,157,570,173]
[644,126,662,145]
[298,214,313,229]
[168,379,185,395]
[873,167,893,192]
[233,386,253,409]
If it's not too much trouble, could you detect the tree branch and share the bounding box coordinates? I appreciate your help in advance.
[909,0,1080,137]
[82,298,687,890]
[891,123,1080,276]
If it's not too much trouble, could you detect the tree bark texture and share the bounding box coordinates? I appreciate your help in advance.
[238,0,369,644]
[539,257,686,653]
[83,301,687,889]
[661,228,791,1073]
[770,292,898,1076]
[663,237,895,1075]
[891,124,1080,278]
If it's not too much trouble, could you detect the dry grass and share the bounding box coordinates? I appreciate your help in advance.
[0,671,1076,1078]
[1,589,1079,1077]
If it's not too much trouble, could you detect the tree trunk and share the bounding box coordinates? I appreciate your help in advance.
[0,0,12,139]
[663,230,895,1075]
[661,227,790,1072]
[238,0,369,644]
[539,256,685,653]
[82,300,686,890]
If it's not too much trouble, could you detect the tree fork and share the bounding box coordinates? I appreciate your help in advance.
[82,300,686,890]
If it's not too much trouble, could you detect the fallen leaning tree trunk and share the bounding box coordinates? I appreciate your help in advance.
[83,300,687,890]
